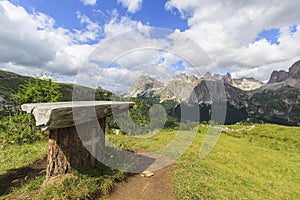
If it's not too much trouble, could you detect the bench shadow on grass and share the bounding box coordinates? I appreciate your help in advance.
[0,155,47,196]
[75,146,156,179]
[0,147,156,198]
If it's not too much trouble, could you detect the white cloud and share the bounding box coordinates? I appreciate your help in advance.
[74,12,102,42]
[1,0,300,93]
[165,0,300,80]
[80,0,97,6]
[117,0,143,13]
[104,16,146,37]
[83,20,213,91]
[165,0,199,19]
[0,1,99,78]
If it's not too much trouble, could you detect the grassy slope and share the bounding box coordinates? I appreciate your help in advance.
[174,124,300,199]
[0,140,48,175]
[0,140,126,200]
[1,124,299,199]
[109,124,300,199]
[0,69,114,104]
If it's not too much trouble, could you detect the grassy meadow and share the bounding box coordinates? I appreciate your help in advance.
[0,123,299,199]
[108,123,300,199]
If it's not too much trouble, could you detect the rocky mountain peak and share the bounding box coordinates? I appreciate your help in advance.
[123,75,163,97]
[267,60,300,84]
[289,60,300,79]
[204,72,213,79]
[268,70,289,83]
[234,77,263,91]
[135,75,160,84]
[174,73,198,82]
[223,73,235,85]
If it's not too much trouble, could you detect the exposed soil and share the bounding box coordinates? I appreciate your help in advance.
[0,156,47,196]
[100,164,176,200]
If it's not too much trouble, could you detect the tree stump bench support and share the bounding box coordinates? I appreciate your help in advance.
[21,101,133,179]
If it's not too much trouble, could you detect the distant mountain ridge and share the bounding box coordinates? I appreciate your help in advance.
[123,60,300,126]
[123,71,263,100]
[1,59,299,126]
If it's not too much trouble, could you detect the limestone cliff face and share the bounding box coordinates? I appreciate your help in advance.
[122,75,163,98]
[289,60,300,79]
[249,60,300,125]
[233,77,263,91]
[268,70,289,83]
[123,73,200,101]
[124,72,262,101]
[190,80,249,124]
[158,73,199,101]
[268,59,300,83]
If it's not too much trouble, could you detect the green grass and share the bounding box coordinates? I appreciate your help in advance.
[0,139,126,200]
[0,140,48,175]
[2,166,126,200]
[108,124,300,199]
[1,124,299,199]
[174,124,300,199]
[107,129,178,152]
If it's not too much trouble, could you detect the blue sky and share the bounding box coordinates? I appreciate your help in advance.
[0,0,300,91]
[16,0,189,41]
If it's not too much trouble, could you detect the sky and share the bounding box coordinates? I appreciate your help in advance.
[0,0,300,92]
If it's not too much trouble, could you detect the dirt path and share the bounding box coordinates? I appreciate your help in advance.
[100,164,176,200]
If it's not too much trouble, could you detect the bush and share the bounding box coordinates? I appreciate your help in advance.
[0,113,45,146]
[0,75,61,146]
[15,76,61,104]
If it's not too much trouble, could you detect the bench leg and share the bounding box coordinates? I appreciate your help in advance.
[46,118,105,179]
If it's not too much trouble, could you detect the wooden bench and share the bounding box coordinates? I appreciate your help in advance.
[21,101,134,179]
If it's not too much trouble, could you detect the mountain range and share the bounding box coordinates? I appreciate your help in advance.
[0,60,299,126]
[123,60,300,126]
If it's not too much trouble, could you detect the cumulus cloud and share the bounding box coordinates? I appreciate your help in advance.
[0,1,98,78]
[1,0,300,93]
[0,2,66,68]
[74,12,102,42]
[104,16,147,37]
[80,23,213,91]
[117,0,143,13]
[80,0,97,6]
[165,0,300,80]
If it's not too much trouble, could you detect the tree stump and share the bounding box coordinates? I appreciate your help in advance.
[46,118,105,179]
[21,101,134,180]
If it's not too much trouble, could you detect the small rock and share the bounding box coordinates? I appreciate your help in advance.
[12,179,19,184]
[39,169,46,175]
[141,171,154,178]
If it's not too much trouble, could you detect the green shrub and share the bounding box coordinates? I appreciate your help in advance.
[0,113,45,146]
[0,75,61,146]
[15,76,61,104]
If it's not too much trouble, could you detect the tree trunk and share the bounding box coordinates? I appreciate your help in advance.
[46,118,105,179]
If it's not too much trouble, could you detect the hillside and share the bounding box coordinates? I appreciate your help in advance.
[0,70,114,115]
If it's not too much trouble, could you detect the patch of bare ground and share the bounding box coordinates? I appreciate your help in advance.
[99,164,175,200]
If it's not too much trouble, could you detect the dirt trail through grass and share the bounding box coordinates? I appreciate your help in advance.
[100,164,175,200]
